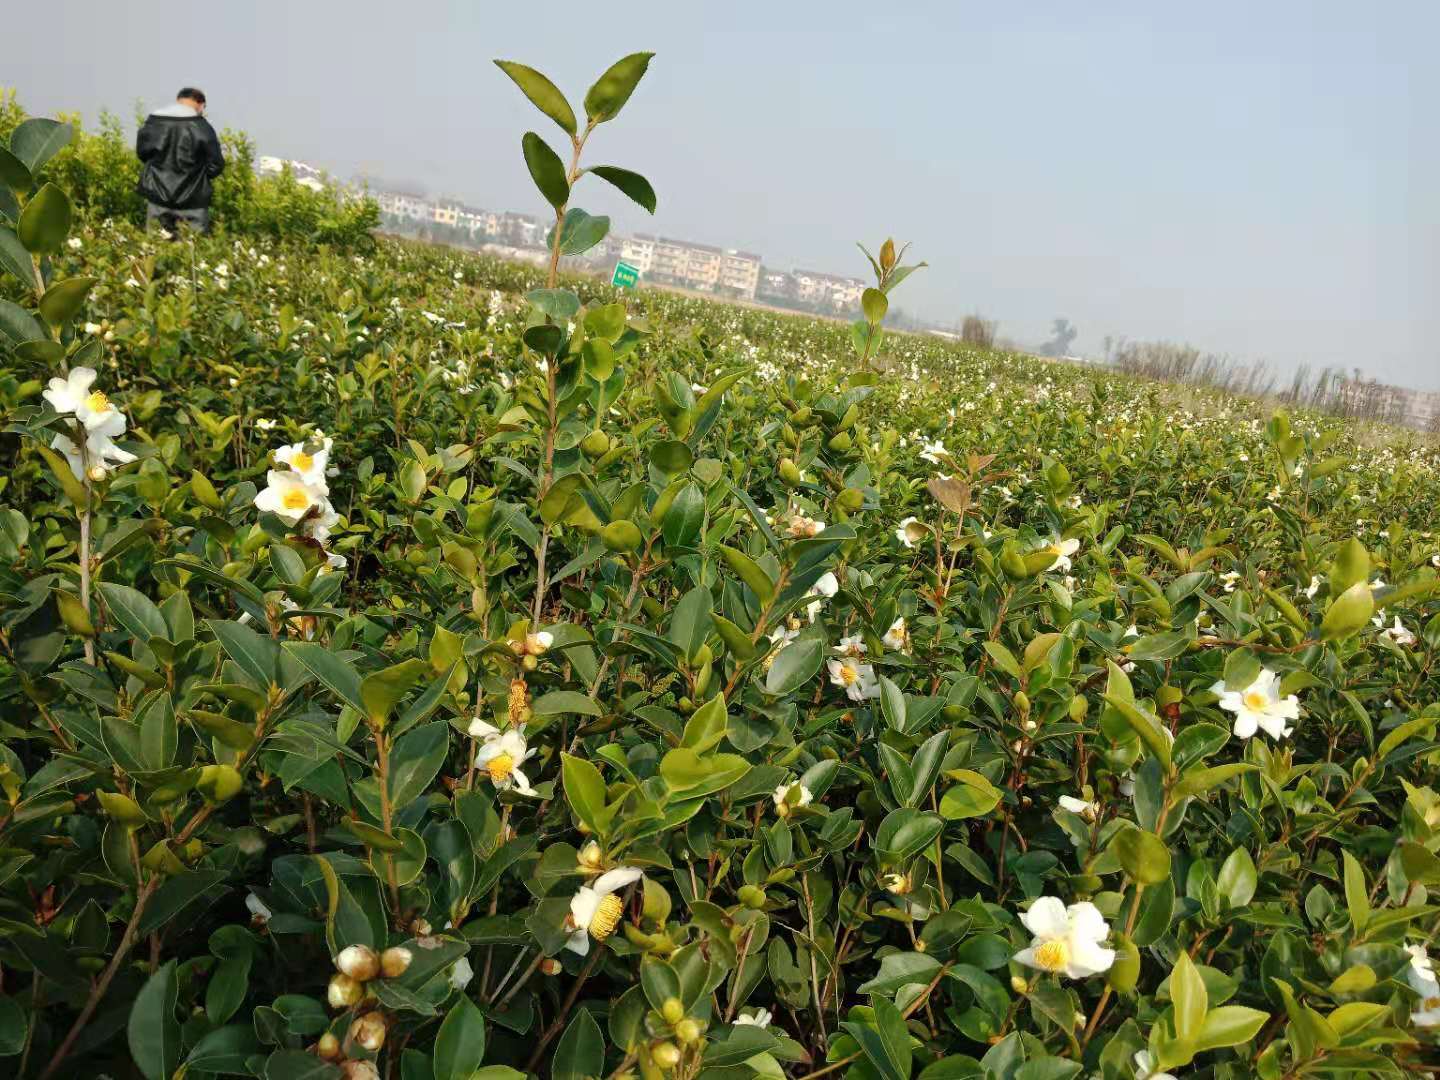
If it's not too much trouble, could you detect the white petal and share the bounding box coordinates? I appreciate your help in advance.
[1066,901,1110,943]
[593,866,643,895]
[1020,896,1069,939]
[1065,937,1115,977]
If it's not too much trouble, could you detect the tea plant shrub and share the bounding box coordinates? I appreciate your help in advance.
[1,50,1439,1080]
[0,89,379,247]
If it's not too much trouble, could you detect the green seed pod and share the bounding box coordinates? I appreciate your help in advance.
[651,1042,682,1071]
[836,487,864,512]
[789,406,812,425]
[1068,696,1089,721]
[999,544,1029,580]
[660,998,685,1025]
[1106,933,1140,992]
[737,885,767,910]
[1156,684,1183,708]
[581,430,611,459]
[779,459,802,486]
[674,1018,702,1045]
[196,764,244,804]
[603,519,644,553]
[97,790,146,826]
[1013,690,1031,714]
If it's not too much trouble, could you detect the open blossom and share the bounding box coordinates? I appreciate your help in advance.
[882,616,911,652]
[52,430,136,481]
[773,781,813,817]
[895,516,927,548]
[1406,944,1440,1027]
[274,438,331,491]
[806,571,839,622]
[1219,570,1241,592]
[467,719,538,796]
[45,368,123,436]
[827,656,879,701]
[564,867,642,955]
[1374,614,1415,646]
[1041,537,1081,573]
[734,1008,773,1028]
[254,470,326,526]
[1211,668,1300,740]
[1058,795,1098,820]
[1014,896,1115,979]
[919,439,947,464]
[1303,575,1321,598]
[833,634,866,657]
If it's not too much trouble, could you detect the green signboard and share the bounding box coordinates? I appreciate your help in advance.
[611,261,640,289]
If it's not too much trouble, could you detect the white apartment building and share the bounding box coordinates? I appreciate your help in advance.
[376,191,432,223]
[619,235,656,273]
[794,270,866,312]
[720,250,761,300]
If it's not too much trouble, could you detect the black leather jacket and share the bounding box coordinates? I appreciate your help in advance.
[136,108,225,210]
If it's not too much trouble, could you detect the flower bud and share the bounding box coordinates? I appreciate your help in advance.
[410,917,432,936]
[349,1011,388,1052]
[661,998,685,1025]
[603,519,644,553]
[1106,933,1141,993]
[737,885,767,910]
[1068,696,1089,722]
[342,1062,381,1080]
[335,945,380,982]
[540,957,563,976]
[778,459,802,486]
[581,430,611,459]
[315,1032,342,1060]
[196,764,244,804]
[380,946,413,978]
[327,973,364,1009]
[1010,975,1029,994]
[578,841,605,871]
[651,1042,682,1070]
[674,1018,702,1045]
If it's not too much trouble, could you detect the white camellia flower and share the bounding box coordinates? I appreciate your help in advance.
[1373,614,1416,647]
[1219,570,1241,593]
[773,781,813,817]
[787,513,825,539]
[882,617,911,652]
[467,719,538,796]
[1013,896,1115,979]
[1406,944,1440,1027]
[448,955,474,991]
[827,657,879,701]
[1040,537,1081,573]
[1303,575,1322,598]
[274,439,331,492]
[44,367,98,415]
[564,867,643,955]
[52,430,136,480]
[895,516,927,548]
[806,571,839,622]
[833,634,866,657]
[1211,668,1301,740]
[1132,1049,1178,1080]
[1058,795,1098,819]
[254,470,326,526]
[245,893,273,923]
[919,439,947,464]
[734,1008,773,1028]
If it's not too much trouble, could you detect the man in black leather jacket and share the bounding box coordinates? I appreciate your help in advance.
[136,88,225,234]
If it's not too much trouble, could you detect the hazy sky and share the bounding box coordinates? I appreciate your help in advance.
[12,1,1437,389]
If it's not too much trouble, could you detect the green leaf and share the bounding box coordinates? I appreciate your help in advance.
[98,582,169,643]
[0,226,37,290]
[1216,846,1257,908]
[1113,827,1171,885]
[720,545,775,603]
[553,1007,604,1080]
[521,132,570,209]
[589,165,657,213]
[1170,763,1257,799]
[1193,1004,1270,1051]
[680,694,727,752]
[494,60,578,135]
[584,52,655,124]
[764,637,822,695]
[0,298,45,344]
[555,207,609,255]
[1103,661,1172,770]
[0,995,27,1056]
[1342,850,1369,932]
[17,183,71,253]
[434,995,487,1080]
[875,808,944,864]
[127,960,182,1080]
[861,287,889,324]
[10,118,72,173]
[669,584,713,660]
[388,723,450,807]
[0,146,34,194]
[1320,582,1374,642]
[37,275,95,327]
[842,995,911,1080]
[284,642,365,711]
[531,690,602,716]
[857,950,941,994]
[562,753,610,835]
[650,439,694,475]
[187,1021,258,1071]
[360,658,429,726]
[262,1049,342,1079]
[939,770,1003,820]
[662,483,704,548]
[659,749,750,798]
[1170,950,1207,1042]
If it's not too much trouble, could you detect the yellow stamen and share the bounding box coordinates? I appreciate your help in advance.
[508,679,529,726]
[1427,996,1440,1010]
[84,391,110,413]
[589,894,624,940]
[281,488,310,510]
[838,664,858,686]
[1033,939,1069,972]
[1242,691,1267,711]
[486,753,515,783]
[291,451,314,473]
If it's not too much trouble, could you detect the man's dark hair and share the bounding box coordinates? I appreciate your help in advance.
[177,87,207,105]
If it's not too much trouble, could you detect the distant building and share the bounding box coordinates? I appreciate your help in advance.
[720,250,762,300]
[793,270,865,313]
[376,191,432,222]
[257,155,326,192]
